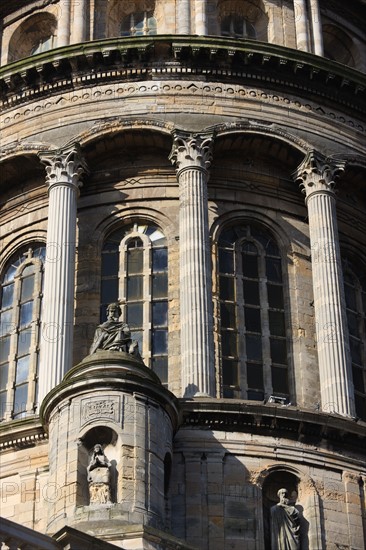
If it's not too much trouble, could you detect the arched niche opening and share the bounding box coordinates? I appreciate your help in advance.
[322,24,356,68]
[262,470,300,550]
[106,0,157,38]
[216,0,268,41]
[77,425,119,506]
[7,12,57,63]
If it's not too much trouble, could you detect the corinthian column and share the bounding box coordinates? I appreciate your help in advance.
[309,0,323,55]
[72,0,87,44]
[294,0,310,52]
[38,144,86,404]
[57,0,71,47]
[169,131,215,397]
[177,0,191,34]
[295,151,355,417]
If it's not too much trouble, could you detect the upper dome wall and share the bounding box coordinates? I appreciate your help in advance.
[1,0,365,72]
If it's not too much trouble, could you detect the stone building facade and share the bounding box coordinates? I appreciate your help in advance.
[0,1,365,549]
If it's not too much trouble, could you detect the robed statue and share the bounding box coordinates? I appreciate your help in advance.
[270,488,300,550]
[87,444,112,504]
[90,302,140,357]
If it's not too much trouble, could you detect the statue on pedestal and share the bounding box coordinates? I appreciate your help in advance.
[87,444,112,505]
[270,488,300,550]
[90,303,140,357]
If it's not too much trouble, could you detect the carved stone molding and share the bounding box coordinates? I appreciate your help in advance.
[294,150,347,202]
[169,130,214,176]
[39,143,87,193]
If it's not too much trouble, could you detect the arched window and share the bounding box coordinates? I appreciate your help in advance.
[322,24,356,67]
[221,15,256,39]
[7,13,57,63]
[343,265,366,420]
[101,223,168,384]
[218,225,289,401]
[0,245,45,421]
[121,11,157,36]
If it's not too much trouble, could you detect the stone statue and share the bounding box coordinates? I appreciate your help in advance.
[270,488,300,550]
[90,302,140,356]
[87,444,112,505]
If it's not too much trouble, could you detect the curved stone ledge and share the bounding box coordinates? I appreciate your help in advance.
[0,36,365,112]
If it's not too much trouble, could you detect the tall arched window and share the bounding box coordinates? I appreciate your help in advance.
[101,223,168,384]
[343,264,366,420]
[121,11,157,36]
[0,246,45,421]
[218,225,289,401]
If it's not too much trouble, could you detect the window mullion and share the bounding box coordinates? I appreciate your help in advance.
[143,243,152,364]
[260,254,272,399]
[236,247,246,398]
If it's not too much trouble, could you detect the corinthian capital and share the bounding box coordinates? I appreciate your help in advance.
[39,143,87,192]
[294,151,346,201]
[169,130,214,175]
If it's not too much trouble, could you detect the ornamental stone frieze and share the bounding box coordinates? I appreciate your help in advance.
[294,151,355,418]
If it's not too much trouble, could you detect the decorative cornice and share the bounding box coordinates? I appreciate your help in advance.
[0,36,365,113]
[38,143,88,193]
[169,130,214,176]
[0,417,48,450]
[294,150,347,202]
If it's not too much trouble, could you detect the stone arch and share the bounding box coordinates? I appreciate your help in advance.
[322,24,357,68]
[7,12,57,63]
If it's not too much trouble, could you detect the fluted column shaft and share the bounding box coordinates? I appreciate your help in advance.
[309,0,323,55]
[177,0,191,34]
[295,152,355,417]
[72,0,87,44]
[57,0,71,47]
[38,145,86,404]
[294,0,310,52]
[170,132,215,397]
[195,0,208,35]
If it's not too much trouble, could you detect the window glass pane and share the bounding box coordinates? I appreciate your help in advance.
[152,301,168,327]
[131,330,143,354]
[355,395,366,421]
[222,359,239,386]
[152,329,168,355]
[244,307,261,333]
[127,276,143,300]
[270,338,287,364]
[271,366,289,394]
[242,253,258,278]
[243,281,260,305]
[247,363,264,390]
[220,276,235,301]
[19,301,33,327]
[247,390,264,401]
[152,356,168,385]
[22,265,35,277]
[152,248,168,272]
[269,311,286,337]
[4,263,18,284]
[266,258,282,283]
[0,391,7,419]
[219,249,234,274]
[127,248,143,274]
[220,302,236,328]
[16,355,30,384]
[246,334,262,361]
[1,283,14,309]
[0,309,13,336]
[350,338,362,365]
[102,252,119,277]
[17,328,32,357]
[127,303,143,328]
[347,311,359,337]
[0,363,9,391]
[0,336,10,363]
[267,284,284,309]
[152,273,168,298]
[21,275,35,301]
[13,383,28,416]
[221,331,237,357]
[344,283,357,310]
[101,278,118,305]
[352,366,365,393]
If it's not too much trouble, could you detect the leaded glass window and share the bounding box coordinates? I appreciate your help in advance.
[101,223,168,384]
[0,246,45,421]
[218,225,289,401]
[121,11,157,36]
[344,266,366,420]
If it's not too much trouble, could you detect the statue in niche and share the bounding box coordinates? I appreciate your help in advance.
[90,302,140,357]
[87,444,112,505]
[270,488,300,550]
